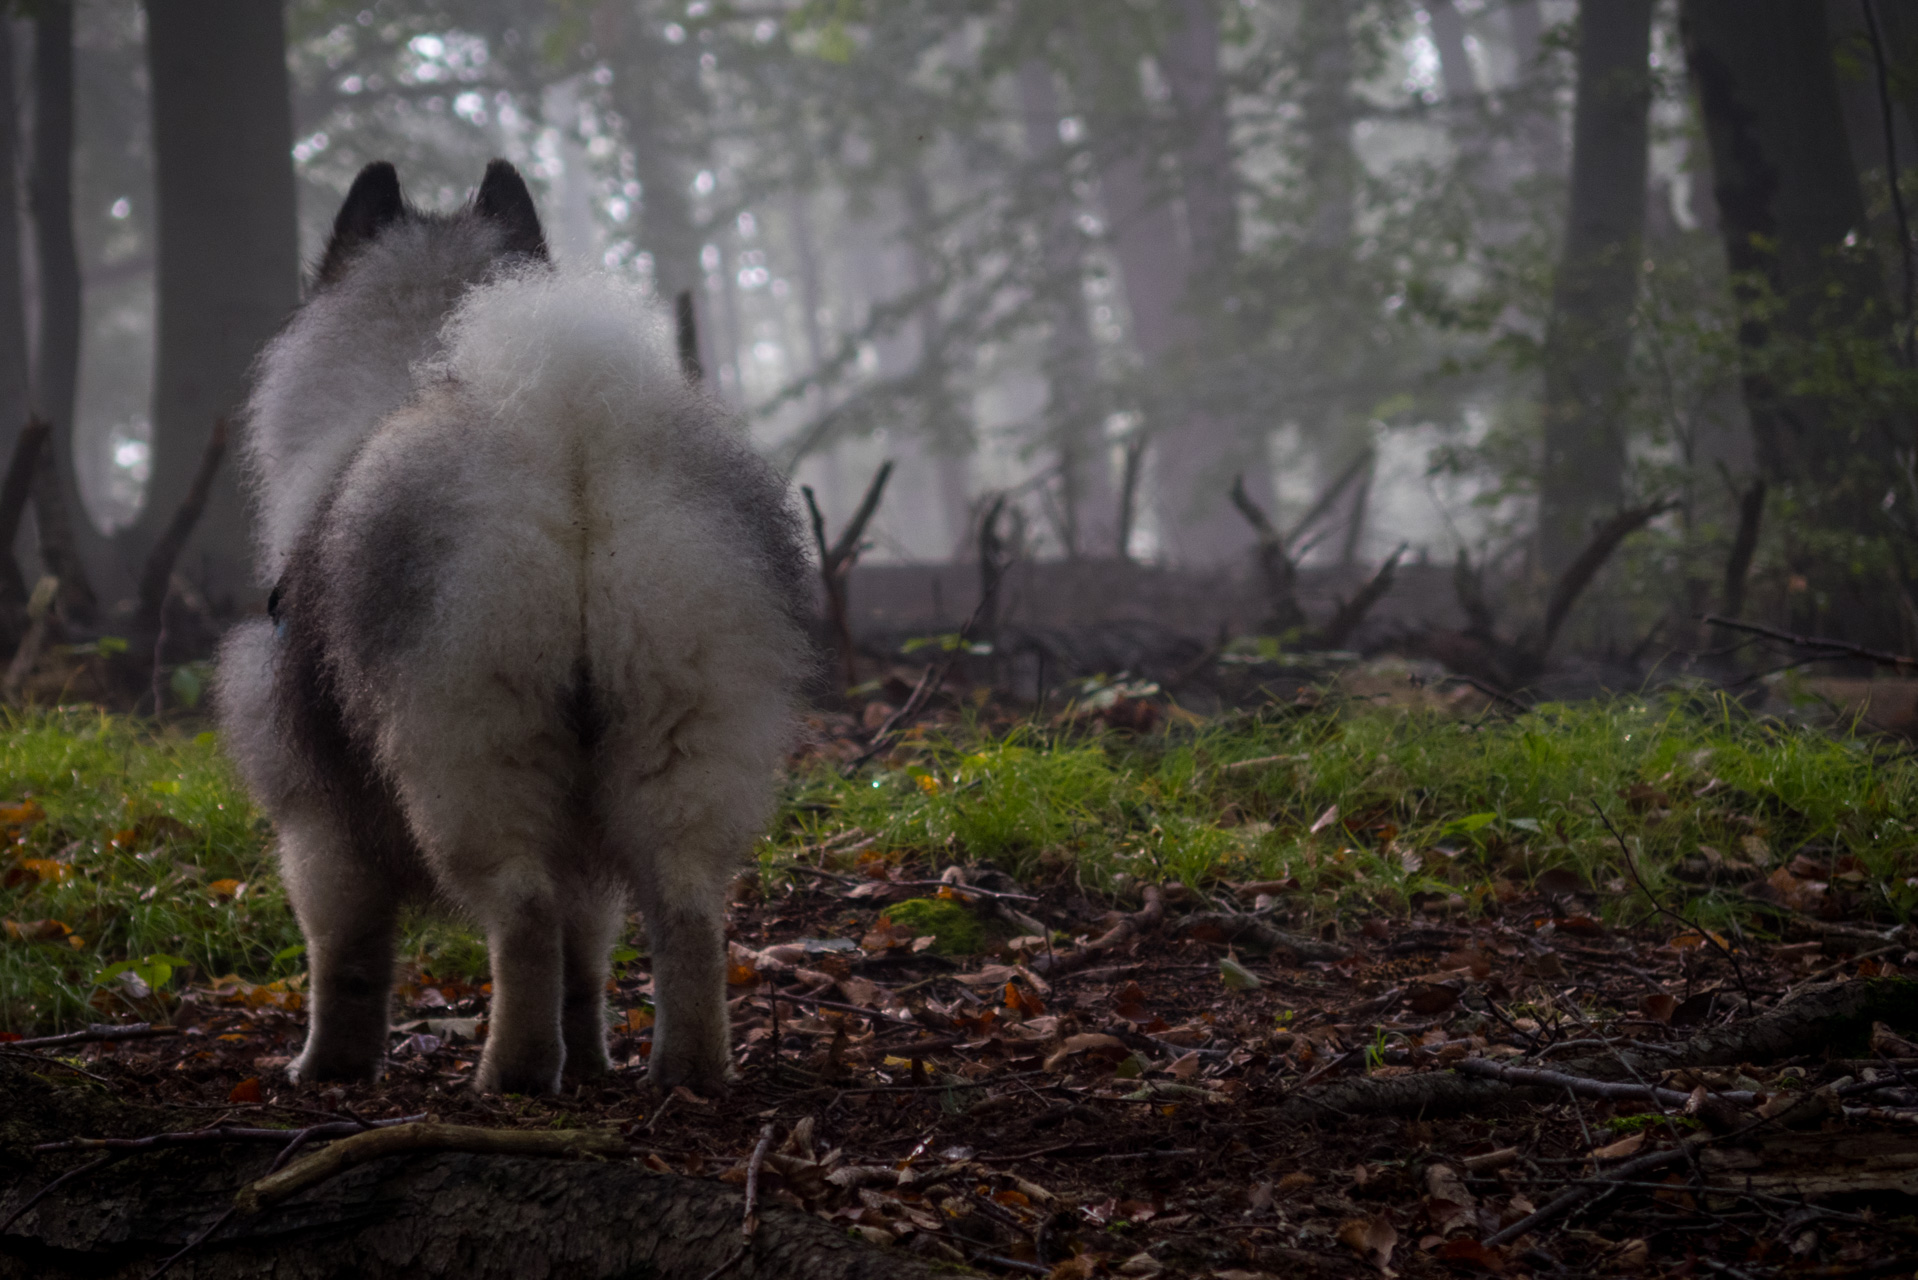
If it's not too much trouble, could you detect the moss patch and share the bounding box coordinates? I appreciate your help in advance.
[882,897,986,955]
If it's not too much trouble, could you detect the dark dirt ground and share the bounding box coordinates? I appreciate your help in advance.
[7,853,1916,1280]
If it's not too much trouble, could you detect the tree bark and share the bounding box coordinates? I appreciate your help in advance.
[0,19,31,629]
[27,2,99,622]
[595,6,712,377]
[1017,58,1113,559]
[141,0,299,607]
[1505,0,1567,181]
[1681,0,1906,640]
[1536,0,1655,576]
[0,1065,952,1280]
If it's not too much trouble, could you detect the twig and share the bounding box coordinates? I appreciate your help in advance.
[1592,801,1754,1003]
[35,1115,424,1154]
[700,1123,776,1280]
[1452,1056,1758,1109]
[235,1122,626,1213]
[675,288,702,383]
[1700,614,1918,671]
[1483,1138,1701,1247]
[7,1021,180,1051]
[759,989,922,1029]
[1027,885,1165,978]
[134,416,227,645]
[804,460,894,691]
[779,863,1039,902]
[1863,0,1916,365]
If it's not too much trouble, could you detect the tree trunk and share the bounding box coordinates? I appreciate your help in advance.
[1017,58,1113,559]
[142,0,299,607]
[0,1068,949,1280]
[595,6,711,375]
[1681,0,1906,640]
[27,2,99,622]
[1506,0,1567,180]
[1536,0,1655,576]
[1151,0,1251,565]
[900,168,973,559]
[0,19,30,629]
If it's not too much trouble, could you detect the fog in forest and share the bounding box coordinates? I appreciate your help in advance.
[7,0,1918,700]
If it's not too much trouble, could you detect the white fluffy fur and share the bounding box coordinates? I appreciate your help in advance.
[225,221,805,1096]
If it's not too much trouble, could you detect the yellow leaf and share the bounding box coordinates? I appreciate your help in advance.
[18,858,69,883]
[207,879,245,899]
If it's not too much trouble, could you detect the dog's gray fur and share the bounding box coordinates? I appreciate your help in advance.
[218,161,809,1095]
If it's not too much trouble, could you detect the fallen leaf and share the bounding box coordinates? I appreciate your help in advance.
[207,878,245,899]
[16,858,70,884]
[1043,1032,1129,1071]
[1219,955,1264,990]
[1337,1212,1398,1270]
[228,1076,262,1104]
[1309,804,1341,835]
[1276,1171,1315,1195]
[1590,1131,1646,1162]
[1639,992,1677,1023]
[1435,1237,1506,1273]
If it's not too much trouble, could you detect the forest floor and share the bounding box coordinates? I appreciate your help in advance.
[3,686,1918,1277]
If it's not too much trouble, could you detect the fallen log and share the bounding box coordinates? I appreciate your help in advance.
[0,1060,958,1280]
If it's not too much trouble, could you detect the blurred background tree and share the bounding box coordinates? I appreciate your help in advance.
[4,0,1917,661]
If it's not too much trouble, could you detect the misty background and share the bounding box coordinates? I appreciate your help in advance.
[4,0,1916,698]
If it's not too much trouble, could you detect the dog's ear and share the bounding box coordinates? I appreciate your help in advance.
[474,160,547,261]
[317,162,406,284]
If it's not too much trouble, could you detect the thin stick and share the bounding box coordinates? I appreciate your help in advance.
[1863,0,1916,365]
[699,1123,776,1280]
[1700,613,1918,670]
[1483,1139,1699,1247]
[36,1116,423,1155]
[1452,1056,1757,1109]
[1592,801,1755,1003]
[779,863,1039,902]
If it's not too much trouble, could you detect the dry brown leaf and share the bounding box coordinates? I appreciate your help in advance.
[1337,1212,1398,1270]
[1590,1131,1646,1162]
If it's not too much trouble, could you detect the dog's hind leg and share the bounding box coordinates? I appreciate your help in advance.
[559,877,623,1081]
[280,810,401,1084]
[387,731,577,1095]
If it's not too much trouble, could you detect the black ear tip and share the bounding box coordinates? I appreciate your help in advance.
[348,161,402,203]
[475,159,534,210]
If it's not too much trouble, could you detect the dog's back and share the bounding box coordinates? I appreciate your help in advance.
[219,162,808,1095]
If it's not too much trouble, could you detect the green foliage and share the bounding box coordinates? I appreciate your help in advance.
[881,897,985,955]
[0,710,291,1033]
[775,697,1918,928]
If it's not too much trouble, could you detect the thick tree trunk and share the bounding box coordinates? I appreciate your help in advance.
[1017,58,1113,559]
[1681,0,1906,640]
[1151,0,1251,566]
[142,0,299,607]
[0,1067,951,1280]
[0,22,26,461]
[27,3,99,621]
[900,168,973,559]
[595,5,712,377]
[0,19,31,628]
[1536,0,1655,576]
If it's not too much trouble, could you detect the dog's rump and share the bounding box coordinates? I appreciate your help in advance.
[314,269,806,890]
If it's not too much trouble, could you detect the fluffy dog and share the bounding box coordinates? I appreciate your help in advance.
[218,160,809,1095]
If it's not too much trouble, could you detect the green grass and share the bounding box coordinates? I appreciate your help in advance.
[4,694,1916,1034]
[774,693,1918,928]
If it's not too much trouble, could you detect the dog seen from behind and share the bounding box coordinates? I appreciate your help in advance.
[218,160,809,1096]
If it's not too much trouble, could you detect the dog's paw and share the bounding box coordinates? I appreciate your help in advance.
[647,1051,731,1100]
[474,1046,563,1096]
[288,1048,383,1086]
